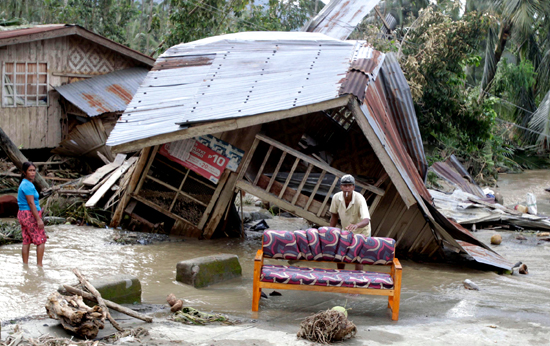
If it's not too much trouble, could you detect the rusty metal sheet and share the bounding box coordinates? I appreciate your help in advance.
[55,68,148,117]
[304,0,381,40]
[456,240,514,270]
[431,155,485,198]
[379,53,428,179]
[362,77,432,203]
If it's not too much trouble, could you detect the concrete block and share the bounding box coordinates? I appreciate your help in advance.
[176,254,242,288]
[89,275,142,304]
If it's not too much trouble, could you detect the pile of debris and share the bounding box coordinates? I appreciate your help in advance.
[0,220,22,246]
[47,269,152,339]
[41,154,138,227]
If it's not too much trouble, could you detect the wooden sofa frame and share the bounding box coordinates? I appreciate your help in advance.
[252,248,402,321]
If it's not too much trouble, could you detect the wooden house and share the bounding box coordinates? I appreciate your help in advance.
[104,31,513,271]
[0,24,155,151]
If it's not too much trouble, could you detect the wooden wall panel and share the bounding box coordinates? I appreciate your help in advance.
[0,35,140,149]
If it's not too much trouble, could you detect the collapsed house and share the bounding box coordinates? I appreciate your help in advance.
[53,67,150,161]
[0,24,154,155]
[102,29,513,270]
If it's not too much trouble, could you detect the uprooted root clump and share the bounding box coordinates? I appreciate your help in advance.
[297,310,357,343]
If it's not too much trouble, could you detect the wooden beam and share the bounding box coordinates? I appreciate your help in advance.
[236,138,260,182]
[374,6,392,33]
[0,126,49,192]
[86,157,137,207]
[131,194,199,229]
[197,169,230,229]
[135,146,159,194]
[202,173,239,238]
[237,180,329,227]
[266,152,286,193]
[257,134,385,196]
[111,95,352,153]
[83,154,126,186]
[253,145,273,186]
[279,157,300,199]
[255,174,324,214]
[349,98,416,207]
[318,175,338,217]
[305,170,326,212]
[292,163,313,205]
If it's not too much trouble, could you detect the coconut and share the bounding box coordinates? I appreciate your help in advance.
[331,306,348,317]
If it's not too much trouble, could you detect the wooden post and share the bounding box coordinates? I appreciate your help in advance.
[110,147,151,228]
[0,126,49,192]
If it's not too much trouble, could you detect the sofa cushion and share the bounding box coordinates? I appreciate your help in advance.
[260,264,394,289]
[263,229,395,264]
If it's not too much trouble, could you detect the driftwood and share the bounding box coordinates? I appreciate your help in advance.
[73,269,124,332]
[45,292,105,339]
[63,285,153,323]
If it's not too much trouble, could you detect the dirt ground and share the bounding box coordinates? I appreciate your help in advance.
[1,227,549,346]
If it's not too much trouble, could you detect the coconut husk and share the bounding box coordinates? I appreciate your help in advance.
[297,310,357,343]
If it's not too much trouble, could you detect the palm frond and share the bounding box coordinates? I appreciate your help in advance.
[480,24,498,96]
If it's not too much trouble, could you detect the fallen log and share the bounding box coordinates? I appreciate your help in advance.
[73,269,124,332]
[63,285,153,323]
[45,292,105,339]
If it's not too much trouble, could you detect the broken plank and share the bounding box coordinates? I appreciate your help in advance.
[83,154,127,186]
[86,157,137,208]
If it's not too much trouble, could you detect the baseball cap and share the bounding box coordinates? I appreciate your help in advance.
[340,174,355,185]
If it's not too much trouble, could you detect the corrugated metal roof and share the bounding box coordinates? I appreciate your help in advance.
[380,53,428,179]
[55,68,149,117]
[304,0,380,40]
[107,32,375,147]
[431,156,486,198]
[456,240,514,270]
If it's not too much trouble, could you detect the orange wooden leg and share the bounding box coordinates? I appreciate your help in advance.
[252,280,261,311]
[391,260,402,321]
[252,249,264,312]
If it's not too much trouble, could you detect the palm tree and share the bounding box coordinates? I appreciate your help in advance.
[478,0,550,106]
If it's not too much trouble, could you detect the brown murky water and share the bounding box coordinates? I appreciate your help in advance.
[496,169,550,215]
[1,171,550,340]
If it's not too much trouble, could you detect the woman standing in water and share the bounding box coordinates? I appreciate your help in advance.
[17,162,46,266]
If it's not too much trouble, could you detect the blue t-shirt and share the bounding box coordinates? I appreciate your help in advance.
[17,179,40,211]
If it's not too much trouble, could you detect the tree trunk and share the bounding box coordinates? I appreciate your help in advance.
[0,126,49,192]
[146,0,154,53]
[479,21,512,102]
[45,292,105,339]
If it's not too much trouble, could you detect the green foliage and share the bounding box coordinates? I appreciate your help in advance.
[45,196,109,228]
[165,0,321,48]
[399,7,491,149]
[0,221,22,246]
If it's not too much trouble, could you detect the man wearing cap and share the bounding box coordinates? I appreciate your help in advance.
[329,174,371,270]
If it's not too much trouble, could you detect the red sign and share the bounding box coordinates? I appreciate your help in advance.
[160,140,229,184]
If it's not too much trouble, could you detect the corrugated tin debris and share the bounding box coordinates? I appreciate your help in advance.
[380,53,428,179]
[56,68,149,117]
[304,0,381,40]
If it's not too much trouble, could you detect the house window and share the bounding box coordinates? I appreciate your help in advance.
[2,62,48,107]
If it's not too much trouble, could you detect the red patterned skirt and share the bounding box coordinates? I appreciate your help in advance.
[17,210,46,245]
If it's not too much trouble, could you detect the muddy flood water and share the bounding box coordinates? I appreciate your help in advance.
[1,171,550,345]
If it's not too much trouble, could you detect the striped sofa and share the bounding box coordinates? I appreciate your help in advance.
[252,227,402,320]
